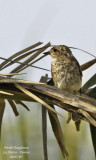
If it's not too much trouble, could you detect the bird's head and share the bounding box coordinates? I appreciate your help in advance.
[44,45,72,59]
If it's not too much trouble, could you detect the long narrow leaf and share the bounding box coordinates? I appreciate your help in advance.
[0,73,25,76]
[14,42,51,73]
[87,87,96,98]
[30,54,47,65]
[2,46,45,70]
[0,99,5,139]
[40,75,48,160]
[48,105,69,159]
[15,84,63,117]
[0,42,42,70]
[81,59,96,71]
[0,56,50,72]
[82,74,96,92]
[78,109,96,126]
[0,91,13,95]
[90,125,96,156]
[42,106,48,160]
[0,76,44,84]
[87,88,96,157]
[15,101,30,111]
[8,100,19,116]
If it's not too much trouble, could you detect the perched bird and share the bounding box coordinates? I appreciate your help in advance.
[47,45,82,130]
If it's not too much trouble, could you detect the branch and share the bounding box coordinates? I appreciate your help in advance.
[0,78,96,126]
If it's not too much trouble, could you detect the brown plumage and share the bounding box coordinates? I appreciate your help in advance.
[49,45,82,93]
[49,45,82,130]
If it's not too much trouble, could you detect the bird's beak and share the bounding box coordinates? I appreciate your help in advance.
[43,52,50,55]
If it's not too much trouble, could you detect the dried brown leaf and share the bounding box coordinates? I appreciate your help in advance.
[8,100,19,116]
[79,109,96,126]
[0,73,25,76]
[15,100,30,111]
[0,42,42,70]
[16,42,51,73]
[42,106,48,160]
[0,76,44,84]
[15,83,63,117]
[81,59,96,71]
[0,91,13,95]
[40,75,48,160]
[48,105,69,159]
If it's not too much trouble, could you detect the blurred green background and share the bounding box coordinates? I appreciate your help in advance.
[0,101,95,160]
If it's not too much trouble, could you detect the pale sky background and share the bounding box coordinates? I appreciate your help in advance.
[0,1,96,160]
[0,0,96,85]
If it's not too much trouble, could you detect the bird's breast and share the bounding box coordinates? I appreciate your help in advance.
[51,59,82,93]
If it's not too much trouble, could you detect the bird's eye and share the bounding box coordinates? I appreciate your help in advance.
[53,49,57,52]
